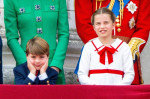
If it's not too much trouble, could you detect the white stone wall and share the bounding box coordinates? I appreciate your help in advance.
[0,0,150,84]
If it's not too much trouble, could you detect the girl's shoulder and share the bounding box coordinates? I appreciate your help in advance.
[113,38,130,52]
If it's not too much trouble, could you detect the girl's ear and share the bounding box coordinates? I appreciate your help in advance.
[112,22,116,30]
[93,24,96,31]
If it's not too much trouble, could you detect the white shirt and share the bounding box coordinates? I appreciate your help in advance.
[78,38,134,85]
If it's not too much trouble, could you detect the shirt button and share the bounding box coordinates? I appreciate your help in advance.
[19,8,25,13]
[35,5,40,10]
[36,16,42,22]
[37,28,43,34]
[47,80,49,83]
[117,28,121,32]
[28,82,31,85]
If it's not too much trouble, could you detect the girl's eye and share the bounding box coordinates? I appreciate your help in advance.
[96,23,100,25]
[104,21,109,24]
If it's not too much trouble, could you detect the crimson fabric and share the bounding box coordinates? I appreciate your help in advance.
[0,85,150,99]
[98,47,117,65]
[89,69,124,76]
[36,70,39,76]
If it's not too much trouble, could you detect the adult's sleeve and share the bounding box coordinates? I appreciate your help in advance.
[75,0,97,43]
[128,0,150,55]
[50,0,69,71]
[4,0,26,65]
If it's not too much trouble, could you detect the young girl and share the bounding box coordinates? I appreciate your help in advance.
[78,8,134,85]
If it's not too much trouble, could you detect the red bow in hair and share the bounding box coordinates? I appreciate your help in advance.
[98,46,117,65]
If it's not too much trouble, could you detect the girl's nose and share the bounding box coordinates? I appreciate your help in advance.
[100,24,105,28]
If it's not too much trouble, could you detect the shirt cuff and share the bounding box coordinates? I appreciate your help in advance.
[28,73,36,81]
[38,72,48,80]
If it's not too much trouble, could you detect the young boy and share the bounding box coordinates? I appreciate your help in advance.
[78,8,135,85]
[13,37,58,85]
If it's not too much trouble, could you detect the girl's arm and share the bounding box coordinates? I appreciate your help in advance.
[118,44,135,85]
[78,44,94,85]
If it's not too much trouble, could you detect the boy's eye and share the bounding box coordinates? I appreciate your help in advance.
[40,56,45,58]
[31,56,36,58]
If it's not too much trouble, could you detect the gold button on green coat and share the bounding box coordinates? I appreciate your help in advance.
[4,0,69,84]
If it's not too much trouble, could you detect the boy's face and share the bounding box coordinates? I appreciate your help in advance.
[93,14,115,39]
[27,53,48,70]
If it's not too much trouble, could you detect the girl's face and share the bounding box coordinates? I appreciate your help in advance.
[93,13,115,39]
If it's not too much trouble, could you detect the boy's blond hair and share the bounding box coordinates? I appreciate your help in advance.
[26,37,49,56]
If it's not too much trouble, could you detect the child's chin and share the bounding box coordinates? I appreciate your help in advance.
[35,67,41,70]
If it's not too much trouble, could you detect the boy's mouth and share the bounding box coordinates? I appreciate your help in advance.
[35,65,41,67]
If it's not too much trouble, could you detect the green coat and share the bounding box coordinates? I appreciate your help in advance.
[4,0,69,84]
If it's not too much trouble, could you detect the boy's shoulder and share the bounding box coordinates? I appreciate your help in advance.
[13,62,28,72]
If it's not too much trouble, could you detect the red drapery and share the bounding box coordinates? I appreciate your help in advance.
[0,85,150,99]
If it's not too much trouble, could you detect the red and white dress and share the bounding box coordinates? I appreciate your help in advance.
[75,0,150,84]
[78,38,134,85]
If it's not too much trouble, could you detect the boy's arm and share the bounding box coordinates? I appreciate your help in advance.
[118,44,135,85]
[13,67,35,85]
[39,67,58,85]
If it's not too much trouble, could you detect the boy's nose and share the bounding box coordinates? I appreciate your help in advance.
[35,58,40,63]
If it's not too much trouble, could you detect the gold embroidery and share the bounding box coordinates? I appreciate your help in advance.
[128,38,145,60]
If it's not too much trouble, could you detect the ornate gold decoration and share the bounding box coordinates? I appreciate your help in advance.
[117,28,121,32]
[108,0,115,10]
[129,17,135,29]
[116,19,120,22]
[96,0,116,10]
[119,0,124,25]
[127,1,137,14]
[128,38,145,60]
[96,0,105,10]
[116,23,121,27]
